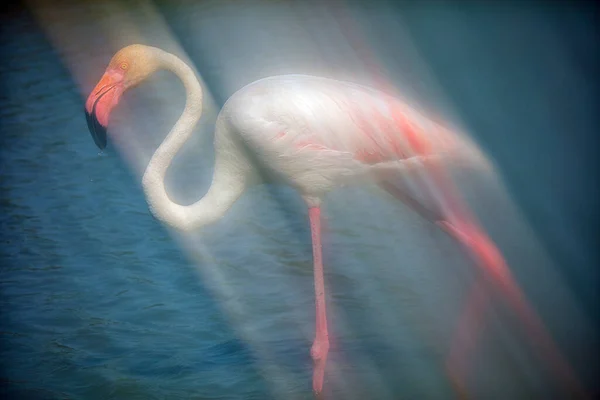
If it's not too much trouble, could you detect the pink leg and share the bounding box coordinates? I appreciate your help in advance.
[416,159,588,397]
[380,182,588,398]
[439,220,589,399]
[308,206,329,396]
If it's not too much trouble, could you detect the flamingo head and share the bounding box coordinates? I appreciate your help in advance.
[85,44,161,149]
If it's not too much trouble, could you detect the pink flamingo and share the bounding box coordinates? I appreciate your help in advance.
[85,44,585,398]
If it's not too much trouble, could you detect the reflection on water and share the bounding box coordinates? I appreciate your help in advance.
[1,1,597,399]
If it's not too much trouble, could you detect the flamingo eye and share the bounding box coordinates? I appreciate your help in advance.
[119,62,129,70]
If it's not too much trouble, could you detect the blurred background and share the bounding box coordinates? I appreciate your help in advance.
[1,0,598,399]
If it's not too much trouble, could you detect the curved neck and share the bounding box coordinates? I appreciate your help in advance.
[141,50,243,231]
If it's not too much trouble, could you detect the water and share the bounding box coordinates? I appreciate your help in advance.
[1,2,597,399]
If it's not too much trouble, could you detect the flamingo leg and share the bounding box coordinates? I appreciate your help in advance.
[308,206,330,396]
[378,182,484,396]
[423,161,588,398]
[380,178,587,398]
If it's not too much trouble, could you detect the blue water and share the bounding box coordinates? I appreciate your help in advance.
[1,2,597,399]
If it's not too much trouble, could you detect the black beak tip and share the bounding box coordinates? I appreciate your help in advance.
[85,109,107,150]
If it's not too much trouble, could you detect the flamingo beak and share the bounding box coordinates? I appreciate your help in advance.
[85,71,124,149]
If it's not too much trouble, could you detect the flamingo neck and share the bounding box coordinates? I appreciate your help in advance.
[141,50,242,231]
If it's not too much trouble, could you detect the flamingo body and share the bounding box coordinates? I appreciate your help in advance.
[84,45,585,398]
[219,74,475,204]
[84,45,482,396]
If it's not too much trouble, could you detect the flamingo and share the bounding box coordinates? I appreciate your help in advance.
[84,44,585,398]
